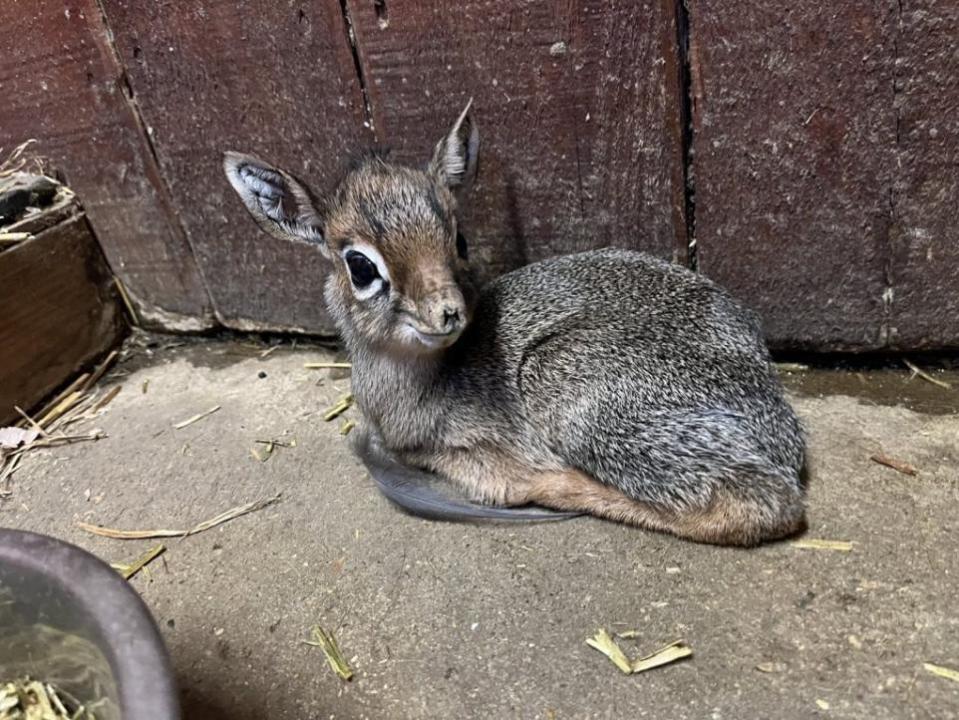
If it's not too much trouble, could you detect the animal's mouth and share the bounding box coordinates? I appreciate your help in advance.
[403,323,462,350]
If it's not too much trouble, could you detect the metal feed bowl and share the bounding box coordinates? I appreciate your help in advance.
[0,529,179,720]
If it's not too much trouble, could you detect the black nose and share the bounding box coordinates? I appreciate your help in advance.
[441,305,461,330]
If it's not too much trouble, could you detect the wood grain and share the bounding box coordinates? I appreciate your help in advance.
[0,0,214,327]
[97,0,372,332]
[886,0,959,348]
[346,0,688,286]
[690,1,959,350]
[690,2,894,350]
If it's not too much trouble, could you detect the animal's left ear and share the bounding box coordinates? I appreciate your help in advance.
[223,151,331,259]
[428,99,479,190]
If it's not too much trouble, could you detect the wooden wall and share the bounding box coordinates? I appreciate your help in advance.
[1,0,956,349]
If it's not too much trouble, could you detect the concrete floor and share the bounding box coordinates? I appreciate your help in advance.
[3,338,958,719]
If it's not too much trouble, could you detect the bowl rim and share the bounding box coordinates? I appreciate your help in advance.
[0,528,180,720]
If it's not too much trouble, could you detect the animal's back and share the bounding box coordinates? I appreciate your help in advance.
[471,248,805,514]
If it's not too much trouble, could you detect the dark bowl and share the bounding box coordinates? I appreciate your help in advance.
[0,529,179,719]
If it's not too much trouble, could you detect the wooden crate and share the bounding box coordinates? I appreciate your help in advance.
[0,202,126,425]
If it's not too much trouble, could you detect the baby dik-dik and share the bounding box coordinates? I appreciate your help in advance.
[223,103,807,546]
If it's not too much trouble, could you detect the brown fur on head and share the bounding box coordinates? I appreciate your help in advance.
[223,101,479,355]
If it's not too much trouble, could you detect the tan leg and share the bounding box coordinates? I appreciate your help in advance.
[427,447,804,547]
[527,470,805,547]
[672,488,807,546]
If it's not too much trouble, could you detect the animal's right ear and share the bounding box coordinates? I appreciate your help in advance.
[223,151,329,258]
[428,100,479,190]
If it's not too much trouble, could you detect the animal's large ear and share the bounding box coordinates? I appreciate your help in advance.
[223,151,329,257]
[428,99,479,190]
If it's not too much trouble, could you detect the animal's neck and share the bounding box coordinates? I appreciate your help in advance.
[348,341,447,450]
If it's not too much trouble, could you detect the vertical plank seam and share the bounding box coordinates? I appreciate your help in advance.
[674,0,697,270]
[89,0,219,326]
[882,0,904,347]
[339,0,378,141]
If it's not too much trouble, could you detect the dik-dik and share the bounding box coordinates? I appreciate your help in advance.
[224,103,807,546]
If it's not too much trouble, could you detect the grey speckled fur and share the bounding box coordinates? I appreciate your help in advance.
[344,248,806,520]
[223,104,807,544]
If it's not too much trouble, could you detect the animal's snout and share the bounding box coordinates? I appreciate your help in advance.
[441,304,461,331]
[423,286,467,336]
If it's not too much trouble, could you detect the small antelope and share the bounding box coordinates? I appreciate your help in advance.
[224,103,807,546]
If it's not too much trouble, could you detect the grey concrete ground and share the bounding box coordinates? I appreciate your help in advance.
[3,339,958,719]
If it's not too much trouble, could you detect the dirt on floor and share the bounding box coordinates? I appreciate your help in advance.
[2,338,958,720]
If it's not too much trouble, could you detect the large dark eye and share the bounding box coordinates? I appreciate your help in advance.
[346,250,379,288]
[456,229,468,260]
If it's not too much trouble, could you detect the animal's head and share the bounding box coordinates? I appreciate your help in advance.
[223,103,479,355]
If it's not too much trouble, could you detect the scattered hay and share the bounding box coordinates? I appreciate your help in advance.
[0,677,97,719]
[323,394,353,422]
[903,359,952,389]
[111,544,166,580]
[0,139,44,179]
[586,629,691,675]
[304,362,352,369]
[172,405,220,429]
[755,662,787,673]
[924,662,959,684]
[251,438,296,462]
[585,629,632,674]
[790,539,854,552]
[0,232,31,245]
[0,355,115,500]
[112,277,139,326]
[77,493,281,540]
[630,640,693,674]
[304,626,354,681]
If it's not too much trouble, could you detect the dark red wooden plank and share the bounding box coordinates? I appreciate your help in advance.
[887,0,959,348]
[346,0,688,285]
[690,3,896,350]
[0,210,125,425]
[0,0,214,328]
[97,0,371,333]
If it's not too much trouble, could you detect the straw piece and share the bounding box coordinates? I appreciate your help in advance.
[924,662,959,683]
[304,362,352,369]
[36,390,84,428]
[630,640,693,673]
[0,231,31,244]
[323,394,353,422]
[903,359,952,389]
[790,538,854,552]
[112,543,166,580]
[77,493,281,540]
[0,139,39,177]
[173,405,220,429]
[113,276,140,326]
[28,373,90,428]
[12,407,48,438]
[585,629,633,674]
[11,430,104,452]
[251,443,273,462]
[80,350,119,392]
[304,625,354,681]
[91,385,123,413]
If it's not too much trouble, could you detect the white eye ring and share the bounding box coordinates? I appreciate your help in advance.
[341,242,391,300]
